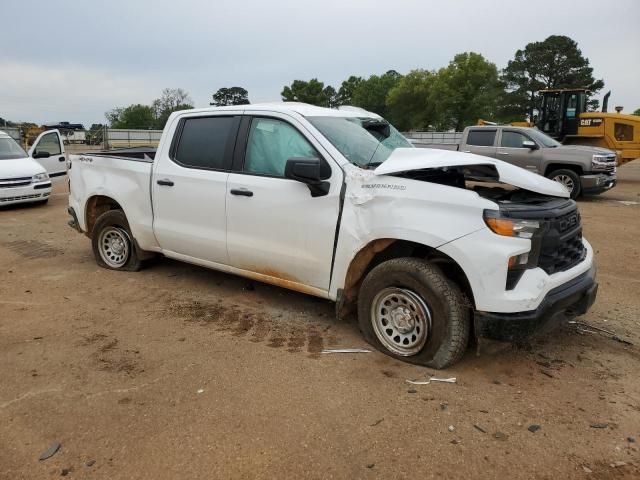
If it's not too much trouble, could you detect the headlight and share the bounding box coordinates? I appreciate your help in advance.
[483,210,540,239]
[32,172,49,182]
[591,155,611,170]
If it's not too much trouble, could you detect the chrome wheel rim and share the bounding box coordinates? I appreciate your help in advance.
[553,174,575,193]
[370,287,431,356]
[98,227,130,268]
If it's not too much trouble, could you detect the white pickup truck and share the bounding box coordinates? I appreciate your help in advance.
[68,103,597,368]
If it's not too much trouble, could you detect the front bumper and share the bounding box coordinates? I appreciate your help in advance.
[474,265,597,341]
[0,182,51,206]
[580,173,616,194]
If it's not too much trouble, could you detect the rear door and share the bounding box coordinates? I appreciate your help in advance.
[151,113,241,265]
[462,129,497,158]
[28,129,67,179]
[225,113,341,292]
[496,129,543,173]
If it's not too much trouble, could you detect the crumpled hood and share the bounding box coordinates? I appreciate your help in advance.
[0,157,47,178]
[374,148,569,198]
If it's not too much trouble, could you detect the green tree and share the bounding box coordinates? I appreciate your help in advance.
[106,104,156,129]
[211,87,250,106]
[335,76,364,106]
[351,70,402,118]
[633,108,640,116]
[430,52,502,131]
[281,78,336,107]
[152,88,194,129]
[386,69,436,131]
[502,35,605,119]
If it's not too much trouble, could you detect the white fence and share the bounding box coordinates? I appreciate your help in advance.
[1,126,22,141]
[104,128,163,149]
[403,131,462,144]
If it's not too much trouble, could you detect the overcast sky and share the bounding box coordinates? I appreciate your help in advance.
[1,0,638,126]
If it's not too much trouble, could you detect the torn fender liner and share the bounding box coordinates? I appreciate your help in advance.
[373,148,569,198]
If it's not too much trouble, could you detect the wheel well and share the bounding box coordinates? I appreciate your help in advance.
[337,239,475,319]
[85,195,123,237]
[544,163,583,177]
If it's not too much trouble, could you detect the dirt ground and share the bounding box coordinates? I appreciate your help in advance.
[1,163,639,480]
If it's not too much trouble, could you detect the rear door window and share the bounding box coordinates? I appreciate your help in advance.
[466,130,496,147]
[173,116,237,170]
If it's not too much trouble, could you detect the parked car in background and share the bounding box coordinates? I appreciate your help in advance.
[410,125,617,198]
[0,129,66,206]
[67,104,597,368]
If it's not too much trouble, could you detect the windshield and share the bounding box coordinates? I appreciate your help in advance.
[308,116,412,167]
[527,128,561,148]
[0,136,28,160]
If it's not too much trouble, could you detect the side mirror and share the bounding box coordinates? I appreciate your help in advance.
[522,140,538,150]
[33,151,51,159]
[284,158,330,197]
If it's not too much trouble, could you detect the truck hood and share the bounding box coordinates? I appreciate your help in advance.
[374,148,569,198]
[546,144,615,156]
[0,157,47,178]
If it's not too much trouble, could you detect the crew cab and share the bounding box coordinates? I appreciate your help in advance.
[67,104,597,368]
[0,129,66,206]
[412,125,617,198]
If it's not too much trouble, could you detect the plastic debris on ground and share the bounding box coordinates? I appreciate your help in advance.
[321,348,372,354]
[39,442,61,461]
[405,377,457,385]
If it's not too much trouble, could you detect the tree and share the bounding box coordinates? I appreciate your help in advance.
[152,88,194,129]
[211,87,250,106]
[335,76,364,106]
[386,69,436,130]
[502,35,604,119]
[430,52,502,131]
[281,79,336,107]
[633,108,640,116]
[351,70,403,118]
[106,104,156,129]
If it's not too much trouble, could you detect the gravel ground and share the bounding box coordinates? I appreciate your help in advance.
[1,162,639,479]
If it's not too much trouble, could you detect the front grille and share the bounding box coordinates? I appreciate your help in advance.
[0,193,44,203]
[537,210,587,274]
[0,176,32,188]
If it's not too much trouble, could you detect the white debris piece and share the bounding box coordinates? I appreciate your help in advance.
[321,348,372,354]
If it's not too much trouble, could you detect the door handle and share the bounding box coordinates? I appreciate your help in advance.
[230,188,253,197]
[157,179,174,186]
[497,152,509,155]
[58,156,66,162]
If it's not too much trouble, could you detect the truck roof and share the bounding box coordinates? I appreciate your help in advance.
[467,125,532,132]
[171,102,382,120]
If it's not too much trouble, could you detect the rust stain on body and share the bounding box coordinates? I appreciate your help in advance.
[245,267,326,298]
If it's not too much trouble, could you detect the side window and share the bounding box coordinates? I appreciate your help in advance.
[501,131,529,148]
[36,132,61,155]
[466,130,496,147]
[244,118,319,177]
[614,123,634,141]
[174,116,236,170]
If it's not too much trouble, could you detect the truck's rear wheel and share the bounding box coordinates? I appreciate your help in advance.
[548,169,581,199]
[91,210,142,271]
[357,258,469,369]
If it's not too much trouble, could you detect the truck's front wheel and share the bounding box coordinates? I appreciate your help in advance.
[91,210,142,271]
[357,258,469,369]
[547,169,581,199]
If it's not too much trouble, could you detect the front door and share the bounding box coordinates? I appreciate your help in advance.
[496,130,544,173]
[226,115,341,291]
[29,129,67,179]
[151,114,240,265]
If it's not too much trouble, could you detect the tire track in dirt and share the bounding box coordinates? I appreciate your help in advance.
[169,299,331,358]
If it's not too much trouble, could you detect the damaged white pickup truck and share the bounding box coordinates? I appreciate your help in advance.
[68,103,597,368]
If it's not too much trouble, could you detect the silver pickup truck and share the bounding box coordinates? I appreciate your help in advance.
[410,126,617,198]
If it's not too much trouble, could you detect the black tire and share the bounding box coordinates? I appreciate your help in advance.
[91,210,142,271]
[357,258,470,369]
[547,169,581,199]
